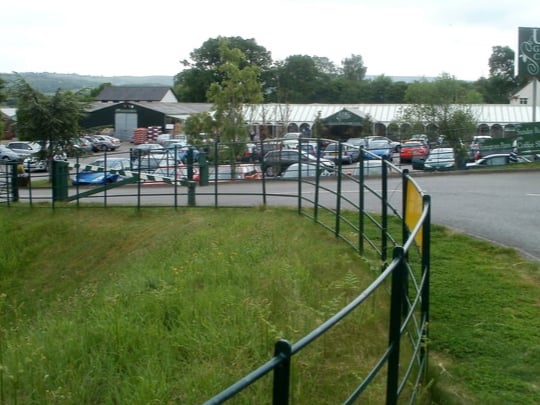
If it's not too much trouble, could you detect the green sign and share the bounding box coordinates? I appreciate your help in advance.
[478,138,514,153]
[518,27,540,78]
[515,122,540,154]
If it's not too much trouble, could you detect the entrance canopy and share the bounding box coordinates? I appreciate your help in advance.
[322,108,365,126]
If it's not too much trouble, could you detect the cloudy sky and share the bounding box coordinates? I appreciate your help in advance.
[2,0,539,81]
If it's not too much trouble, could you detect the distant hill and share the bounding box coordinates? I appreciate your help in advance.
[0,72,174,94]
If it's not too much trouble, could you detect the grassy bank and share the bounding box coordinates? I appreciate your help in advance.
[0,207,538,404]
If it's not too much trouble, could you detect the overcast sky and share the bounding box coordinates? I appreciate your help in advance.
[2,0,539,81]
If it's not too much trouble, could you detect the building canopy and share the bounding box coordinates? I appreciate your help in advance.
[322,108,365,126]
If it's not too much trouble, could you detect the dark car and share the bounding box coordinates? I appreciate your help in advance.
[252,141,283,161]
[262,150,334,176]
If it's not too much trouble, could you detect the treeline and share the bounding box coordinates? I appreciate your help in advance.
[173,37,526,105]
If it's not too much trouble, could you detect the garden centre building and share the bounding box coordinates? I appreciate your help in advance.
[81,100,540,142]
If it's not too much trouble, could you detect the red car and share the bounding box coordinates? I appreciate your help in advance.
[399,141,429,163]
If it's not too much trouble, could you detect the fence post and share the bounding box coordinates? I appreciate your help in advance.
[10,162,19,202]
[273,339,292,405]
[335,141,343,237]
[386,246,405,405]
[381,161,388,261]
[358,146,365,254]
[421,195,431,376]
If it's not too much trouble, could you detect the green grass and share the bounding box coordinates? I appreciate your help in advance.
[0,207,539,404]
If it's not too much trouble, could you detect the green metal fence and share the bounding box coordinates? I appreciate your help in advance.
[3,139,431,404]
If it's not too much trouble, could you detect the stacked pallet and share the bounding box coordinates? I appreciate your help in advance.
[147,126,162,143]
[132,128,148,145]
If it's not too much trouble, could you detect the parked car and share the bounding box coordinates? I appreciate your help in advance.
[162,139,187,150]
[22,156,49,172]
[6,141,48,171]
[90,135,121,152]
[470,135,492,149]
[364,140,394,161]
[399,141,429,163]
[6,141,41,157]
[346,138,367,148]
[423,148,455,171]
[365,136,401,152]
[283,140,320,157]
[73,157,132,185]
[132,143,166,156]
[322,142,360,164]
[409,134,430,145]
[240,143,258,162]
[208,164,261,181]
[466,153,531,168]
[252,141,282,161]
[0,144,22,161]
[282,132,309,140]
[281,162,333,178]
[262,150,335,176]
[175,146,200,163]
[71,137,94,153]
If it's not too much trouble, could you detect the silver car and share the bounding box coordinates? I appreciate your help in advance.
[0,144,22,161]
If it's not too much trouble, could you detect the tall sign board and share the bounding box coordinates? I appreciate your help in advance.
[518,27,540,122]
[518,27,540,78]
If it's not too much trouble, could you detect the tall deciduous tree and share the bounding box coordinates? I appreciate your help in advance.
[489,46,515,81]
[341,54,367,81]
[175,36,271,102]
[274,55,326,103]
[475,45,526,103]
[400,74,478,164]
[0,77,5,139]
[405,73,482,104]
[12,78,88,160]
[206,39,263,146]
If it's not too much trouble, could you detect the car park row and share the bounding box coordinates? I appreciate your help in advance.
[3,132,538,186]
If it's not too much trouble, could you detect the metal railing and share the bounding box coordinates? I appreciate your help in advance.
[2,139,431,404]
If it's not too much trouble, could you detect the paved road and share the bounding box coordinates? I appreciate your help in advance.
[410,171,540,262]
[180,170,540,262]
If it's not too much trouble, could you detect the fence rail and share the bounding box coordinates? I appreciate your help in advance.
[2,139,431,404]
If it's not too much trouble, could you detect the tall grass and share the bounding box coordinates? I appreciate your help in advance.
[0,207,390,404]
[1,207,539,404]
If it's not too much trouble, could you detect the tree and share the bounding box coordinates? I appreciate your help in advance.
[0,77,5,139]
[274,55,326,103]
[11,78,88,161]
[405,73,482,104]
[400,74,478,165]
[474,45,531,103]
[183,112,215,144]
[206,39,263,146]
[489,46,515,81]
[341,54,367,81]
[0,77,6,104]
[174,36,271,102]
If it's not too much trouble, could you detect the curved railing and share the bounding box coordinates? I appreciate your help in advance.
[3,138,431,404]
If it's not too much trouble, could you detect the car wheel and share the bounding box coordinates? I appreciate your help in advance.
[99,144,108,151]
[265,166,277,176]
